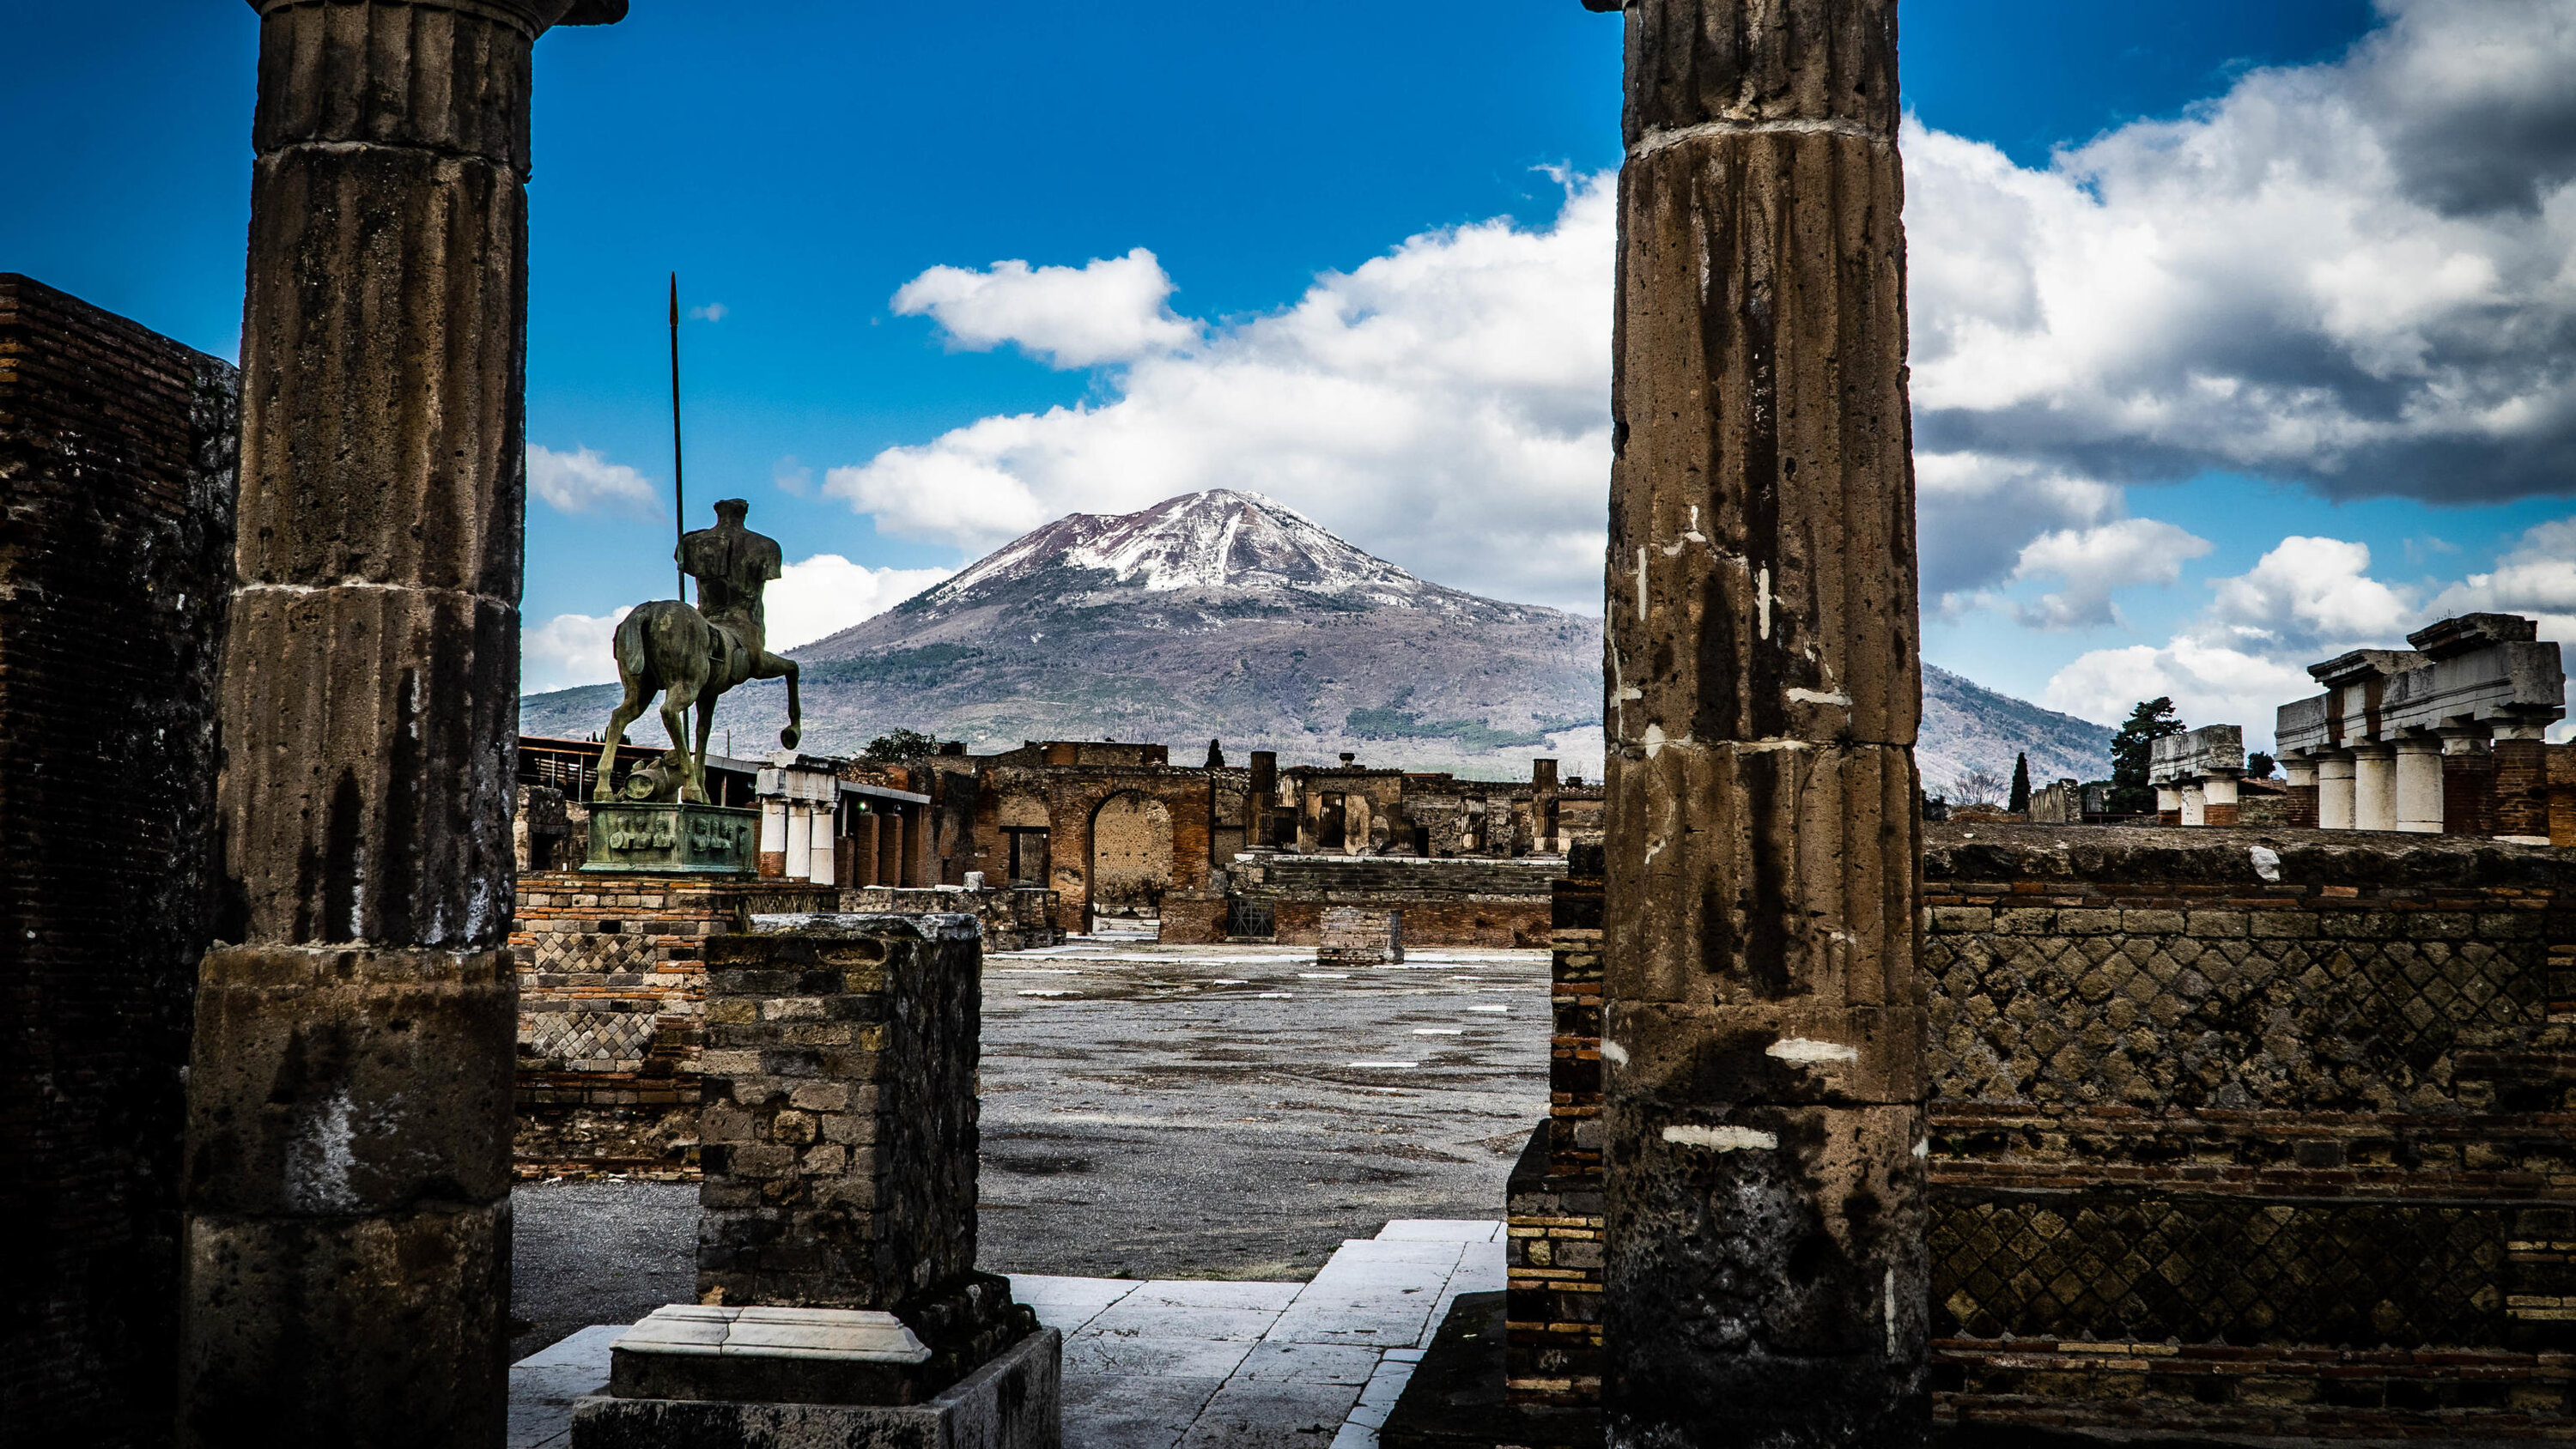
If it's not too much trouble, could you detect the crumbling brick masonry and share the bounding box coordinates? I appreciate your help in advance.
[1926,823,2576,1440]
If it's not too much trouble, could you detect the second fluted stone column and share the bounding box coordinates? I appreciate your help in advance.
[1595,1,1928,1444]
[181,3,624,1446]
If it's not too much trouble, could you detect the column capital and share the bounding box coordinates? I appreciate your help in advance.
[2439,724,2494,755]
[246,0,625,39]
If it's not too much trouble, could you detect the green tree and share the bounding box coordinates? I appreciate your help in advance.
[2107,697,2185,815]
[2246,751,2278,780]
[2008,752,2032,813]
[862,728,939,762]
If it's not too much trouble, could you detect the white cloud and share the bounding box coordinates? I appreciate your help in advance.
[528,444,662,519]
[834,179,1617,610]
[2044,637,2322,740]
[807,2,2573,630]
[762,555,953,652]
[519,555,952,694]
[523,607,632,694]
[2204,536,2420,646]
[893,248,1200,369]
[1916,452,2124,611]
[2007,518,2214,630]
[1906,0,2576,503]
[690,303,728,323]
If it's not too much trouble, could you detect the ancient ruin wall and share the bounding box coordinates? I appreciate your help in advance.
[0,276,236,1447]
[1925,823,2576,1440]
[514,875,836,1178]
[1189,854,1564,948]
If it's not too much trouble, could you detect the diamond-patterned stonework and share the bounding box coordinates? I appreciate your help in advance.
[1932,1193,2507,1347]
[523,1003,660,1072]
[1926,910,2549,1113]
[525,926,652,979]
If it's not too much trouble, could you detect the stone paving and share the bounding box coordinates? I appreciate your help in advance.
[507,1219,1504,1448]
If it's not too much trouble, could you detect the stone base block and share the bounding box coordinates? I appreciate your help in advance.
[569,1325,1060,1449]
[586,801,758,875]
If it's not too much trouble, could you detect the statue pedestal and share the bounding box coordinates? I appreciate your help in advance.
[583,802,758,875]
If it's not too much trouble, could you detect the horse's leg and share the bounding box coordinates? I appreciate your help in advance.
[750,649,802,750]
[694,697,717,793]
[661,676,706,804]
[593,679,650,803]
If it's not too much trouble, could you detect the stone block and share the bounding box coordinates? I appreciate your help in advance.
[571,1325,1060,1449]
[185,944,515,1215]
[180,1203,510,1445]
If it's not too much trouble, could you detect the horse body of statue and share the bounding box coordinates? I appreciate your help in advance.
[592,498,802,803]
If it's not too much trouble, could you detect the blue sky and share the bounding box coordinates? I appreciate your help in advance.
[9,1,2573,753]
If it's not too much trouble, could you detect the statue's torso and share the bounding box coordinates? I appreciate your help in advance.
[678,523,783,660]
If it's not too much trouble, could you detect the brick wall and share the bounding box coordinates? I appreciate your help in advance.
[696,916,1036,1385]
[1194,853,1562,948]
[1507,849,1606,1406]
[839,884,1063,951]
[0,275,236,1446]
[1924,823,2576,1440]
[513,873,835,1179]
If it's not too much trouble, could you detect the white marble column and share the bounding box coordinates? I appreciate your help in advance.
[2352,743,2397,831]
[784,802,813,879]
[2317,752,2357,829]
[2155,785,2184,822]
[807,807,835,886]
[2394,734,2444,834]
[2180,781,2207,826]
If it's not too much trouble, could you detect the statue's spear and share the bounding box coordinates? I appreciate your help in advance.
[668,272,687,602]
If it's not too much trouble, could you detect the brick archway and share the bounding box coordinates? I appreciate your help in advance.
[1086,790,1176,925]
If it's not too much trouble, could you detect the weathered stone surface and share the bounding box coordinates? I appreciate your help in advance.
[1621,0,1900,141]
[1607,136,1917,749]
[1603,1103,1925,1436]
[1597,0,1926,1442]
[0,275,237,1448]
[185,946,515,1215]
[696,915,1039,1393]
[1604,741,1917,1007]
[698,916,986,1307]
[183,3,620,1445]
[1920,822,2576,1438]
[570,1325,1062,1449]
[217,588,519,947]
[179,1202,512,1447]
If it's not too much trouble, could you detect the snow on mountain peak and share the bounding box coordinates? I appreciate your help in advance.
[920,490,1449,609]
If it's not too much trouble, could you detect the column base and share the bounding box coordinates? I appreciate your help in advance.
[570,1325,1060,1449]
[180,1203,510,1447]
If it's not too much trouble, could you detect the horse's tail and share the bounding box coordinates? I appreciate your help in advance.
[614,604,656,683]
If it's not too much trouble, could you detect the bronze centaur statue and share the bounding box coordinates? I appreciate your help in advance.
[592,498,801,803]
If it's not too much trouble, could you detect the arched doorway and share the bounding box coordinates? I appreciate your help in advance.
[1087,791,1175,929]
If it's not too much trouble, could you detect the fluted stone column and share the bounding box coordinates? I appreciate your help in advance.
[1595,1,1927,1442]
[182,3,625,1446]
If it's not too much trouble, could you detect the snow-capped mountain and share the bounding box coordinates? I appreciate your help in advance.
[912,489,1473,614]
[519,489,2110,784]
